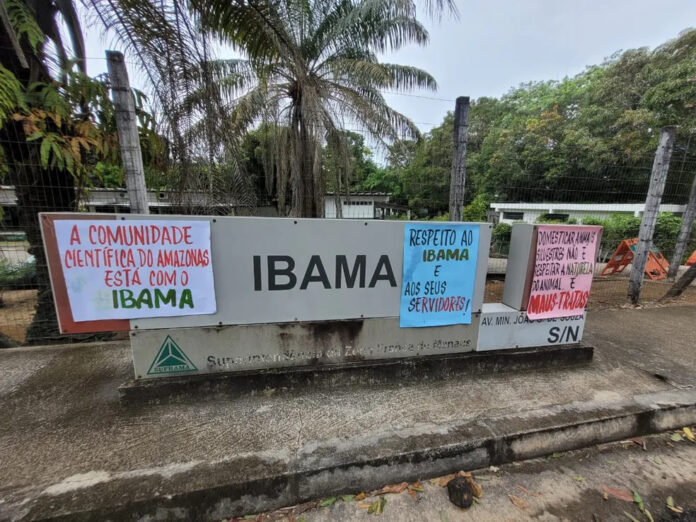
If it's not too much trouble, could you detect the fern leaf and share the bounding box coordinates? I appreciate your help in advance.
[40,138,51,168]
[6,0,45,53]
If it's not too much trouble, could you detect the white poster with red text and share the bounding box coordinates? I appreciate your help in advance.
[54,220,216,321]
[526,225,601,320]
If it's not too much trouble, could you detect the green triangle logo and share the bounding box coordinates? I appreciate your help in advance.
[147,336,197,375]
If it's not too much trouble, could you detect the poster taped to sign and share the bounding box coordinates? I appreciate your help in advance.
[54,220,216,321]
[400,223,480,327]
[526,225,602,320]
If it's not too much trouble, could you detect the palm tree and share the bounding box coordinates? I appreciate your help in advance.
[186,0,452,217]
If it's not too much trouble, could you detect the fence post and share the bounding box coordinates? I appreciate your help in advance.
[449,96,470,221]
[106,50,149,215]
[667,174,696,279]
[628,126,676,304]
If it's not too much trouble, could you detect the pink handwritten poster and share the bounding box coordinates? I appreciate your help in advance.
[526,225,602,320]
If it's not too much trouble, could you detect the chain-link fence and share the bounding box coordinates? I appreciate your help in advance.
[484,145,696,310]
[1,121,695,345]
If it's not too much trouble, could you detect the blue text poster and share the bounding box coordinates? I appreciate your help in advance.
[400,223,480,327]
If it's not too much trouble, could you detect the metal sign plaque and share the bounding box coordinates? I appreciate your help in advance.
[477,303,585,351]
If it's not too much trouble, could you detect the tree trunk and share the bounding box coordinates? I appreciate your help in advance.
[661,263,696,300]
[291,109,320,218]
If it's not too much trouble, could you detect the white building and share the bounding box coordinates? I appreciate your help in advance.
[324,192,407,219]
[0,186,406,222]
[490,202,686,225]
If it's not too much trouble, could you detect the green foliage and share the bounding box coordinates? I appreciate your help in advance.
[461,193,490,222]
[388,29,696,214]
[0,258,37,289]
[195,0,439,216]
[582,212,696,262]
[6,0,45,53]
[400,114,454,216]
[0,66,26,128]
[491,222,512,255]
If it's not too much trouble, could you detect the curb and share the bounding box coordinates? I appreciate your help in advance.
[16,388,696,521]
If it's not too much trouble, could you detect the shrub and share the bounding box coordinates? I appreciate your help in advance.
[492,222,512,255]
[0,257,37,290]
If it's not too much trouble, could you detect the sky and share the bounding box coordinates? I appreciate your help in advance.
[80,0,696,136]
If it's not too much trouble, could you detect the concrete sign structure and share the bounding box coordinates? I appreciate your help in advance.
[41,213,599,380]
[477,303,585,351]
[131,318,479,377]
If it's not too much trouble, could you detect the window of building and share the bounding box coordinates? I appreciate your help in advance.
[502,211,524,220]
[540,213,570,222]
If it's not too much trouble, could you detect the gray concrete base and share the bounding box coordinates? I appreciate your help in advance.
[2,306,696,521]
[119,344,594,406]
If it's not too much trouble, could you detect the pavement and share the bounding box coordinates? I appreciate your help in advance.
[1,305,696,521]
[258,430,696,522]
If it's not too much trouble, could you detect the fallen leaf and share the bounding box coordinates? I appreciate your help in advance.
[508,494,529,509]
[633,491,644,512]
[463,475,483,498]
[341,494,355,502]
[409,483,424,493]
[547,452,565,460]
[243,516,256,520]
[602,492,609,501]
[434,474,457,487]
[651,456,663,465]
[667,496,684,514]
[620,437,647,450]
[574,476,586,482]
[602,486,634,502]
[516,484,541,498]
[670,433,684,442]
[624,511,640,522]
[319,496,337,507]
[378,482,408,495]
[357,503,372,509]
[408,489,418,501]
[367,501,378,514]
[354,492,366,501]
[645,509,654,522]
[488,466,499,472]
[683,427,695,442]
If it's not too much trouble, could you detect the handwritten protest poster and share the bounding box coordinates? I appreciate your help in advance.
[400,223,479,327]
[526,225,602,320]
[54,220,216,321]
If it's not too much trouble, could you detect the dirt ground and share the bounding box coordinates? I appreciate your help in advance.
[0,289,36,343]
[0,277,694,345]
